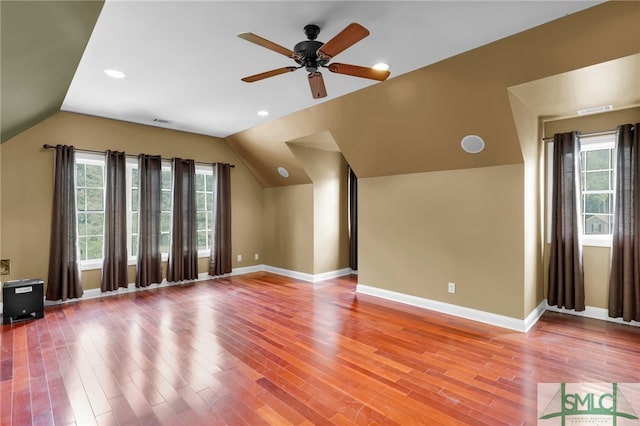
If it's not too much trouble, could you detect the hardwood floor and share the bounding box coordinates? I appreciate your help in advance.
[1,272,639,425]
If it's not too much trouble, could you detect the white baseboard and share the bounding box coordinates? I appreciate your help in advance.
[546,302,640,327]
[524,301,548,332]
[262,265,353,283]
[356,283,535,332]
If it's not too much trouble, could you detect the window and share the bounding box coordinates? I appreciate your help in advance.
[579,135,615,242]
[195,165,214,253]
[76,154,105,266]
[547,133,615,246]
[75,155,215,270]
[160,167,172,254]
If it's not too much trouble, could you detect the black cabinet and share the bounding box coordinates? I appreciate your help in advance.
[2,278,44,324]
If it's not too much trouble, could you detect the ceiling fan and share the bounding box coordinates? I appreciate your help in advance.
[238,23,390,99]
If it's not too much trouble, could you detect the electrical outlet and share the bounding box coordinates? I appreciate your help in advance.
[0,259,10,275]
[237,254,242,262]
[448,282,456,294]
[254,253,259,260]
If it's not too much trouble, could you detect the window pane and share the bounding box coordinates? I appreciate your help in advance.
[585,149,610,170]
[131,212,138,233]
[160,233,170,252]
[195,174,205,191]
[86,188,104,211]
[131,235,138,255]
[161,192,171,211]
[131,168,138,187]
[584,193,611,214]
[585,214,613,235]
[584,171,610,191]
[161,170,171,189]
[205,174,213,190]
[77,213,87,236]
[78,236,87,261]
[87,236,103,260]
[161,212,171,233]
[196,192,205,210]
[76,164,86,186]
[196,212,207,231]
[76,188,86,211]
[207,211,213,228]
[132,189,138,211]
[197,231,207,250]
[86,213,104,235]
[86,164,103,187]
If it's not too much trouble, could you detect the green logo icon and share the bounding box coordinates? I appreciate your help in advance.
[539,383,639,425]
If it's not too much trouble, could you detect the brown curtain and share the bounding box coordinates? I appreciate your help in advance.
[167,158,198,281]
[46,145,83,301]
[609,123,639,322]
[209,163,232,276]
[548,131,585,311]
[101,150,128,292]
[349,167,358,271]
[136,154,163,287]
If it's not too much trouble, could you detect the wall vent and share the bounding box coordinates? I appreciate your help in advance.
[577,105,613,116]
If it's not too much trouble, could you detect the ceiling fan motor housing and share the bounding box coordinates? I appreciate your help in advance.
[294,39,326,71]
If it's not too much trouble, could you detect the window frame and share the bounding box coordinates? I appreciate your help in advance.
[75,155,215,271]
[546,133,615,247]
[195,164,215,256]
[75,152,107,270]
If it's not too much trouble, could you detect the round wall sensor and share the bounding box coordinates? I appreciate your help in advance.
[277,166,289,178]
[461,135,485,154]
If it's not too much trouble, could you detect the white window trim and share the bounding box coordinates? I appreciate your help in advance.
[76,157,215,271]
[546,134,615,248]
[76,152,107,270]
[196,164,214,257]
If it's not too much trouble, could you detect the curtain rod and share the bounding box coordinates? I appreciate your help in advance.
[542,128,618,143]
[42,144,235,168]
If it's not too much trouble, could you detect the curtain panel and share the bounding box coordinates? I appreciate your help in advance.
[167,158,198,282]
[136,154,163,287]
[349,167,358,271]
[548,131,585,311]
[209,163,232,276]
[46,145,83,301]
[609,123,640,322]
[101,150,129,292]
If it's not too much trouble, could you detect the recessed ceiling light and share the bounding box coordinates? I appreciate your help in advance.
[373,62,389,71]
[104,69,125,79]
[277,167,289,178]
[257,110,269,116]
[461,135,485,154]
[577,105,613,115]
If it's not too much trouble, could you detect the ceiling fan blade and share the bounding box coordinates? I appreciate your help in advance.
[241,67,298,83]
[308,71,327,99]
[237,32,299,59]
[328,63,390,81]
[317,23,369,60]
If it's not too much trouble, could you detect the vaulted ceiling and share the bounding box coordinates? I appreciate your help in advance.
[2,1,639,188]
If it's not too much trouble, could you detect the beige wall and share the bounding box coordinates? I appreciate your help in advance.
[0,112,264,299]
[288,144,349,274]
[542,107,640,309]
[263,184,314,274]
[508,91,546,316]
[359,164,525,319]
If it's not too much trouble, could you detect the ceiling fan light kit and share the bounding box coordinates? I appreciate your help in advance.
[238,22,390,99]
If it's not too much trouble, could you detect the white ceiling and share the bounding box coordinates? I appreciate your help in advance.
[61,1,603,138]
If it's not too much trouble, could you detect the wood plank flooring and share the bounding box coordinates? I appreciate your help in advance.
[1,272,639,425]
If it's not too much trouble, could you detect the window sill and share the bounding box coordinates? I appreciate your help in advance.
[582,236,612,248]
[80,252,211,271]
